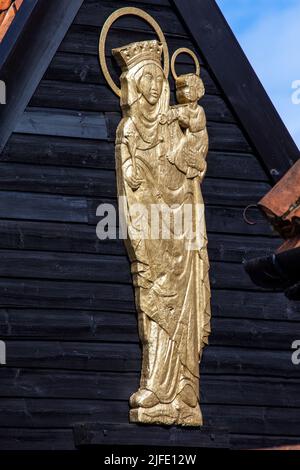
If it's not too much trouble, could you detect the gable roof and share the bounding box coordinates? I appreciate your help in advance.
[0,0,84,153]
[0,0,298,184]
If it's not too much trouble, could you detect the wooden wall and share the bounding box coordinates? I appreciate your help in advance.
[0,0,299,450]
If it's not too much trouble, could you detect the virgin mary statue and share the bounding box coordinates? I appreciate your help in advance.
[111,38,211,426]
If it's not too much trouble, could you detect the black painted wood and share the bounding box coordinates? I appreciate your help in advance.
[1,340,298,378]
[0,161,270,201]
[15,108,107,140]
[107,114,252,151]
[0,252,265,290]
[0,286,297,321]
[73,423,229,448]
[0,191,274,235]
[0,428,75,451]
[2,369,300,409]
[0,397,299,438]
[1,135,268,181]
[45,51,218,95]
[0,308,298,350]
[59,24,195,57]
[0,219,278,259]
[30,80,233,122]
[74,1,186,36]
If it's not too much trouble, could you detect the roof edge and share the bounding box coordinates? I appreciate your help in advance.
[0,0,84,153]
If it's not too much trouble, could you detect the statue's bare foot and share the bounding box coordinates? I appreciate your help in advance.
[129,389,159,409]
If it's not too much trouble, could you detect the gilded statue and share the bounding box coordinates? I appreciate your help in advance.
[99,8,211,427]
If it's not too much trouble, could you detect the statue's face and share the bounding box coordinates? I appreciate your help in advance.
[176,75,204,104]
[137,64,164,105]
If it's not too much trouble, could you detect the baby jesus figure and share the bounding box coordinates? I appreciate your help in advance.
[166,73,208,180]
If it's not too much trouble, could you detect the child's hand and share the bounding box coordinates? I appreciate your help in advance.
[159,113,168,125]
[186,149,197,168]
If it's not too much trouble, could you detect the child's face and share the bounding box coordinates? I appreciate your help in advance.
[176,74,204,104]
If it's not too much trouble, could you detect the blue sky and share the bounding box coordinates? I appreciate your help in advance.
[216,0,300,149]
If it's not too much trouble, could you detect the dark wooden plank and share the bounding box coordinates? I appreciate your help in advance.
[74,0,186,36]
[91,199,275,236]
[0,276,296,322]
[74,423,229,448]
[59,24,195,56]
[204,405,300,437]
[2,369,300,410]
[29,81,233,123]
[172,0,299,181]
[2,134,267,182]
[90,0,171,6]
[16,110,251,151]
[0,220,124,255]
[0,286,295,324]
[0,190,273,234]
[0,163,116,197]
[0,162,269,202]
[0,307,298,350]
[210,318,300,350]
[212,290,300,322]
[202,178,271,208]
[208,152,267,182]
[107,113,253,152]
[0,279,135,311]
[0,309,137,342]
[0,250,132,284]
[207,123,252,153]
[15,108,107,140]
[0,219,278,260]
[45,52,218,95]
[0,428,75,450]
[0,369,139,400]
[1,340,299,378]
[206,205,274,237]
[208,233,278,262]
[0,0,84,151]
[1,134,115,170]
[0,191,88,223]
[0,398,129,428]
[0,250,263,290]
[0,397,300,436]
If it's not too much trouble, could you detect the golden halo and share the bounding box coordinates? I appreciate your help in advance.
[171,47,200,81]
[99,7,170,97]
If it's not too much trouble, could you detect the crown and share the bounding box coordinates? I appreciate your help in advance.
[112,40,163,71]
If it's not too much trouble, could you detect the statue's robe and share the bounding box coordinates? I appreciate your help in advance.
[115,110,211,407]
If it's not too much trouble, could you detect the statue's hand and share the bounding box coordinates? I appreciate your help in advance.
[125,166,143,191]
